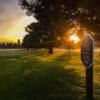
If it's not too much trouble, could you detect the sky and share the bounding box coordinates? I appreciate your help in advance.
[0,0,37,42]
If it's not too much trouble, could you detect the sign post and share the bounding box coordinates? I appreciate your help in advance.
[81,34,94,100]
[69,40,71,58]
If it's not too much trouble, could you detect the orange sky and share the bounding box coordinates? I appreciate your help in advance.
[0,0,37,42]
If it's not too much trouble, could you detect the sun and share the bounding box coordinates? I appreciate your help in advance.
[69,34,80,43]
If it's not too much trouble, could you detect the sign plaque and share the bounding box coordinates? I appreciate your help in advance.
[81,34,94,68]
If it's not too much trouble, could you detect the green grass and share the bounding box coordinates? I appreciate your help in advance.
[0,49,100,100]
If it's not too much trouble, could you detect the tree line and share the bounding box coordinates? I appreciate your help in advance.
[0,39,21,49]
[19,0,100,54]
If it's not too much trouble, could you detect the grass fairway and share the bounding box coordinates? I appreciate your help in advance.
[0,49,100,100]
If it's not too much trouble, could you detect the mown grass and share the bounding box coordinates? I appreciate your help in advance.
[0,49,100,100]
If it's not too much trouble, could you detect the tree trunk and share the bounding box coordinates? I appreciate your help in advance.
[48,42,53,55]
[26,47,29,50]
[48,46,53,54]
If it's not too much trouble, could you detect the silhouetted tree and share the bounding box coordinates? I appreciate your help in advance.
[22,34,32,49]
[0,42,21,49]
[17,39,21,48]
[19,0,78,54]
[22,22,44,49]
[19,0,100,52]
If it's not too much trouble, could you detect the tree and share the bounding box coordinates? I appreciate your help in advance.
[22,22,47,49]
[19,0,78,54]
[17,39,21,48]
[77,0,100,32]
[19,0,100,51]
[22,34,31,49]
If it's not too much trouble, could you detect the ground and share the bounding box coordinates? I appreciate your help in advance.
[0,49,100,100]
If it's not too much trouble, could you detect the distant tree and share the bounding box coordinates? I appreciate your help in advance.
[23,21,66,53]
[0,42,19,49]
[26,22,58,53]
[22,34,31,49]
[22,22,44,49]
[17,39,21,48]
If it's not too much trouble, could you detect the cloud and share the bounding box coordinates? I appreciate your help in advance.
[0,0,37,42]
[7,16,37,40]
[0,0,25,34]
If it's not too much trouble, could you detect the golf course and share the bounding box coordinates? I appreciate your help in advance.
[0,49,99,100]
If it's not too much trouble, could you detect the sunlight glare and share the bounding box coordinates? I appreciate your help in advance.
[69,34,80,43]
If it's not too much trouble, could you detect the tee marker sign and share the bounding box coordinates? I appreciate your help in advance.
[81,33,94,100]
[81,34,94,69]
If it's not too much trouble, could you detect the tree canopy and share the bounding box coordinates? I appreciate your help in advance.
[19,0,100,32]
[19,0,100,51]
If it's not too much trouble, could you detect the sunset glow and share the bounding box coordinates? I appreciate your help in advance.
[0,0,37,42]
[0,16,37,42]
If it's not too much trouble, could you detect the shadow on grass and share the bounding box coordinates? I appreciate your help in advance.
[14,67,84,100]
[12,53,85,100]
[0,51,85,100]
